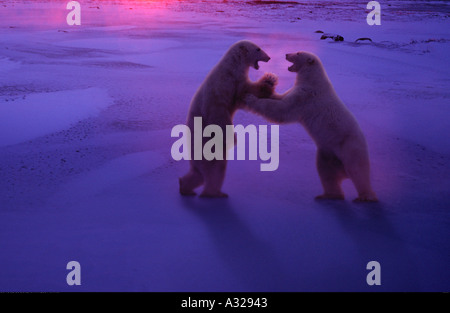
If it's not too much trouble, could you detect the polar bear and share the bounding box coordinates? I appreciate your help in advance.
[244,51,378,202]
[179,40,276,198]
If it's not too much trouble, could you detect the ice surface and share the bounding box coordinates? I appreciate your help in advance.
[0,88,111,147]
[0,57,20,72]
[0,0,448,292]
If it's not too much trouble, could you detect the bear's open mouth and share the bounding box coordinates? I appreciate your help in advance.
[254,57,270,70]
[286,54,295,72]
[287,62,295,72]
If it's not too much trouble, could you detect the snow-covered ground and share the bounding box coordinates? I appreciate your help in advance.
[0,0,449,291]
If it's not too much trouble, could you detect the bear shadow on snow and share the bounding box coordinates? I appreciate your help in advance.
[179,197,298,291]
[316,200,420,291]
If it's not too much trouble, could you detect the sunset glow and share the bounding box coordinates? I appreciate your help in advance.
[0,0,449,294]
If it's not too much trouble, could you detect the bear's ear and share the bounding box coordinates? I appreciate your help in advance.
[307,57,315,65]
[239,45,249,56]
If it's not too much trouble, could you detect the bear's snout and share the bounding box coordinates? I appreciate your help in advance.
[286,53,294,61]
[260,52,270,63]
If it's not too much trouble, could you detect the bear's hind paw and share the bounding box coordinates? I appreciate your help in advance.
[200,191,229,198]
[315,194,345,201]
[179,178,197,196]
[353,195,378,203]
[180,189,197,196]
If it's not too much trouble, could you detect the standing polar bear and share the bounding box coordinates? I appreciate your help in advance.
[244,51,378,202]
[179,40,277,198]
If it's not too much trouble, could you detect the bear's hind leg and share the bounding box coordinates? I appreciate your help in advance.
[339,149,378,202]
[199,160,228,198]
[179,165,204,196]
[348,166,378,202]
[315,149,346,200]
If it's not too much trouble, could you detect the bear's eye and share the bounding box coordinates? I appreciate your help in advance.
[256,48,261,52]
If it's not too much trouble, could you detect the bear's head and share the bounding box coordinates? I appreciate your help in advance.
[234,40,270,70]
[285,51,320,73]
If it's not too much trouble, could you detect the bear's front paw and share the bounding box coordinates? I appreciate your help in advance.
[255,72,278,98]
[260,72,279,87]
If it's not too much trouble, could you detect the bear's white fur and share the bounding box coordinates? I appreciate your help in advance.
[179,40,276,197]
[244,51,378,202]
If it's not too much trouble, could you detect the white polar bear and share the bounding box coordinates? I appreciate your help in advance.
[179,40,277,198]
[244,51,378,202]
